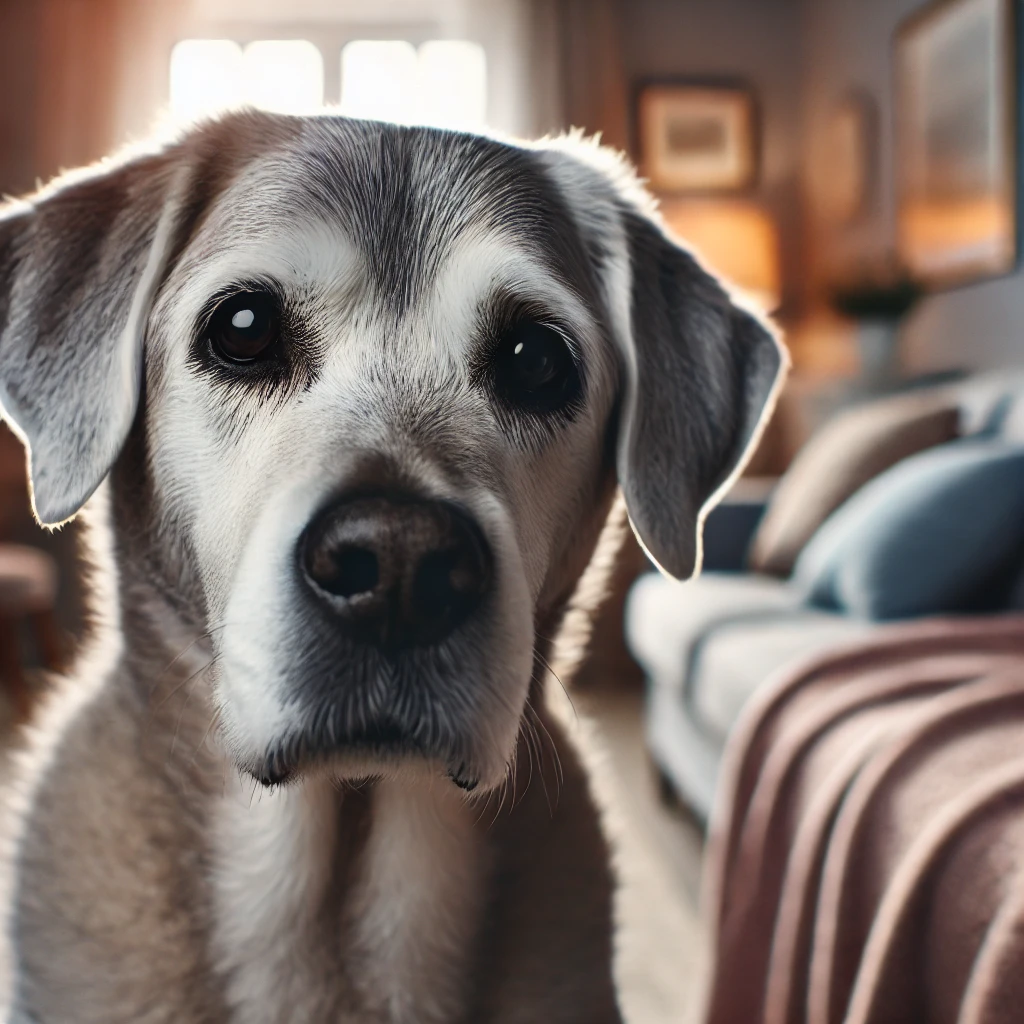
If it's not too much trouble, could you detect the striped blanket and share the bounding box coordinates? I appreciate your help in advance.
[701,616,1024,1024]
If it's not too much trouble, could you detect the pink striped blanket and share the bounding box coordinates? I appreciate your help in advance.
[702,616,1024,1024]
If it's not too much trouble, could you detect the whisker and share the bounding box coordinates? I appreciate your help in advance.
[150,652,219,715]
[148,621,233,698]
[517,716,536,809]
[188,709,223,770]
[168,655,221,759]
[535,649,578,723]
[527,699,565,793]
[525,699,563,812]
[493,754,516,827]
[524,705,556,817]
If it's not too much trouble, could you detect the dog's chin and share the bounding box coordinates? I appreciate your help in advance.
[250,751,486,794]
[243,748,493,796]
[236,715,510,796]
[215,636,531,797]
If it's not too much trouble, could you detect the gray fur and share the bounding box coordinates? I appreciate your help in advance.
[0,110,785,1023]
[620,208,783,577]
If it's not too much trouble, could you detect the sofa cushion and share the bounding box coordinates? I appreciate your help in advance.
[955,371,1024,438]
[626,571,799,697]
[748,392,960,578]
[793,441,1024,620]
[690,613,869,740]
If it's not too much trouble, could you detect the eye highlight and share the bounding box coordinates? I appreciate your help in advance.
[491,318,581,414]
[205,290,280,364]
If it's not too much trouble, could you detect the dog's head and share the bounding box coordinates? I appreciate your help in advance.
[0,112,784,791]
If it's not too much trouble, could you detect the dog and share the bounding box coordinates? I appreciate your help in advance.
[0,110,784,1023]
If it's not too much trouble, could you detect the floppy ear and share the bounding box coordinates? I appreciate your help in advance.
[0,146,193,528]
[0,145,190,527]
[617,210,786,580]
[0,111,302,528]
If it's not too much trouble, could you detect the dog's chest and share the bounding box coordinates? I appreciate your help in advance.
[210,777,487,1023]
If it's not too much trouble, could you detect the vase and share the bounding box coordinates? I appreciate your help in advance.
[855,318,900,385]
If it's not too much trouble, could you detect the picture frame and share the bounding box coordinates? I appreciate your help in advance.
[635,82,758,194]
[895,0,1017,287]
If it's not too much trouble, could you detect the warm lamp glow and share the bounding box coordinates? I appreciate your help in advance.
[659,199,781,312]
[900,196,1015,277]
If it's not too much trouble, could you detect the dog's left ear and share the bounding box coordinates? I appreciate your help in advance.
[616,209,786,580]
[0,148,187,527]
[538,140,786,579]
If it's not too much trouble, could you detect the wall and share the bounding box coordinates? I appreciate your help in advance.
[616,0,805,313]
[0,0,43,196]
[801,0,1024,373]
[0,0,191,194]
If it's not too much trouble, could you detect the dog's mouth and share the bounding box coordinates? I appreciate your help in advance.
[217,569,531,797]
[249,715,482,792]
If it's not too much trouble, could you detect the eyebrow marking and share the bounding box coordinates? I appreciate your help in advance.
[276,119,604,320]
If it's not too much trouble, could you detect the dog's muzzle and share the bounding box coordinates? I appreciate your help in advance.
[249,489,502,789]
[300,493,494,649]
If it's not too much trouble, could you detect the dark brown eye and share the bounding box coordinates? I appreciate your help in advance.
[207,291,279,364]
[492,319,580,413]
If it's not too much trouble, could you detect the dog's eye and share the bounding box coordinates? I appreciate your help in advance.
[492,320,580,413]
[206,291,279,364]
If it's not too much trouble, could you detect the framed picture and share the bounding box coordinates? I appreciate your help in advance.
[636,83,757,194]
[895,0,1017,287]
[820,92,877,225]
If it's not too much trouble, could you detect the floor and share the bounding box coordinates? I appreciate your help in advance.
[574,682,710,1024]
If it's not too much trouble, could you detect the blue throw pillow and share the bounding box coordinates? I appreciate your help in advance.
[792,441,1024,619]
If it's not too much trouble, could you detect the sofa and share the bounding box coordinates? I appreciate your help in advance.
[627,372,1024,822]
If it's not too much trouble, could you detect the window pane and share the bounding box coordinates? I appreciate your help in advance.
[416,41,487,130]
[170,39,244,120]
[340,41,418,123]
[244,40,324,115]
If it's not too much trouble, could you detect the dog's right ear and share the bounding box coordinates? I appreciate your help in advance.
[0,148,191,527]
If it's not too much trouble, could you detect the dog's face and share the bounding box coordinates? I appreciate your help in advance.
[0,113,784,792]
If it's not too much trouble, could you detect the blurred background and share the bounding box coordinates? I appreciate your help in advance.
[2,1,1024,1022]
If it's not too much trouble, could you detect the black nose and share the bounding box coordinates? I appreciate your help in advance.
[301,495,493,648]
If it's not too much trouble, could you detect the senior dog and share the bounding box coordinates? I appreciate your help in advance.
[0,111,784,1023]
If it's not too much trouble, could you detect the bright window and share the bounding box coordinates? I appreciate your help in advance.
[417,41,488,129]
[169,37,486,129]
[169,39,324,120]
[339,41,419,124]
[241,41,324,115]
[170,40,244,121]
[340,40,487,129]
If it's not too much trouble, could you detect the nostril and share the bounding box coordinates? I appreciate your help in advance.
[413,549,462,610]
[411,534,489,630]
[317,546,379,599]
